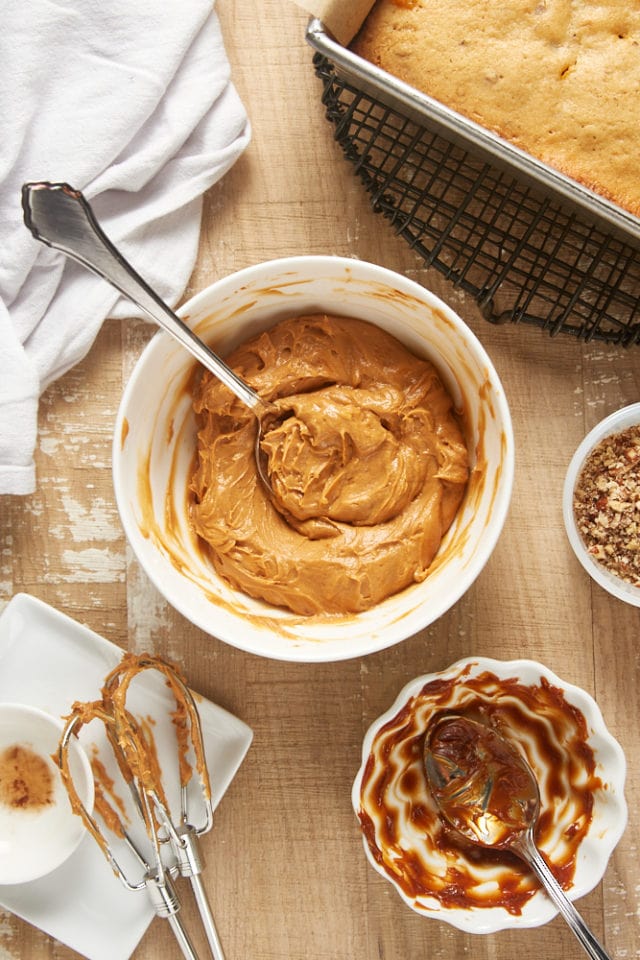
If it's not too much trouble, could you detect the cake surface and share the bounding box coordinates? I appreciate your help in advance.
[351,0,640,217]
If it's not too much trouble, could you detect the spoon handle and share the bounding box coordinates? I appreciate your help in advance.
[516,831,613,960]
[21,181,263,413]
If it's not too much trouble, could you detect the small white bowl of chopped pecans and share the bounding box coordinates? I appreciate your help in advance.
[563,402,640,605]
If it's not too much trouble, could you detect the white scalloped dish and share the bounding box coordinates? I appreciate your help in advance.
[352,656,627,933]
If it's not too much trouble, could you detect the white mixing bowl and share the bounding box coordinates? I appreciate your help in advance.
[0,703,94,884]
[113,256,514,661]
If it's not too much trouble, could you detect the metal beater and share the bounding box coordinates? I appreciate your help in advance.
[58,654,225,960]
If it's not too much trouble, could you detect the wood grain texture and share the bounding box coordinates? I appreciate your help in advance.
[1,2,638,959]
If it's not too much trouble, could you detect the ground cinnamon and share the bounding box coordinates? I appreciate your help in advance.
[0,743,54,810]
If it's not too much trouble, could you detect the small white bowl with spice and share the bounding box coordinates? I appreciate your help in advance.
[563,402,640,605]
[0,703,94,885]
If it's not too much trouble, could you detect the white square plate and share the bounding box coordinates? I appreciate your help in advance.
[0,593,253,960]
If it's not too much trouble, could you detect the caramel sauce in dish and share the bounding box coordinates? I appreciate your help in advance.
[357,668,602,916]
[190,314,469,616]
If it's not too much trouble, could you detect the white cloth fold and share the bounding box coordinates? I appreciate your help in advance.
[0,0,250,495]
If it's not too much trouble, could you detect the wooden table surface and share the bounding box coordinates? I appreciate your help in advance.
[1,2,639,958]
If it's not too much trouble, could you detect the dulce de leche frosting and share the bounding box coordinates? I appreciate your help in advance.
[189,314,469,616]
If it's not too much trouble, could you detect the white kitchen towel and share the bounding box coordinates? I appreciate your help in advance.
[0,0,250,495]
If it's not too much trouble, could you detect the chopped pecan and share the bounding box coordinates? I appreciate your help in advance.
[572,424,640,588]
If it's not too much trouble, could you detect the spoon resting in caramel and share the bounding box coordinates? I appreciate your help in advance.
[424,714,612,960]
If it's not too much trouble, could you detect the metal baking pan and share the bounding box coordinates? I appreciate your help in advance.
[306,18,640,248]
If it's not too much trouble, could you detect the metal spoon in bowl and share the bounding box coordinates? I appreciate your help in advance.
[21,181,277,493]
[424,714,612,960]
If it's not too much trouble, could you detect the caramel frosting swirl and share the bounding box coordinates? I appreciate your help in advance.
[189,314,469,616]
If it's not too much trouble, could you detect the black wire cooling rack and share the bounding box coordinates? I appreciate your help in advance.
[313,52,640,346]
